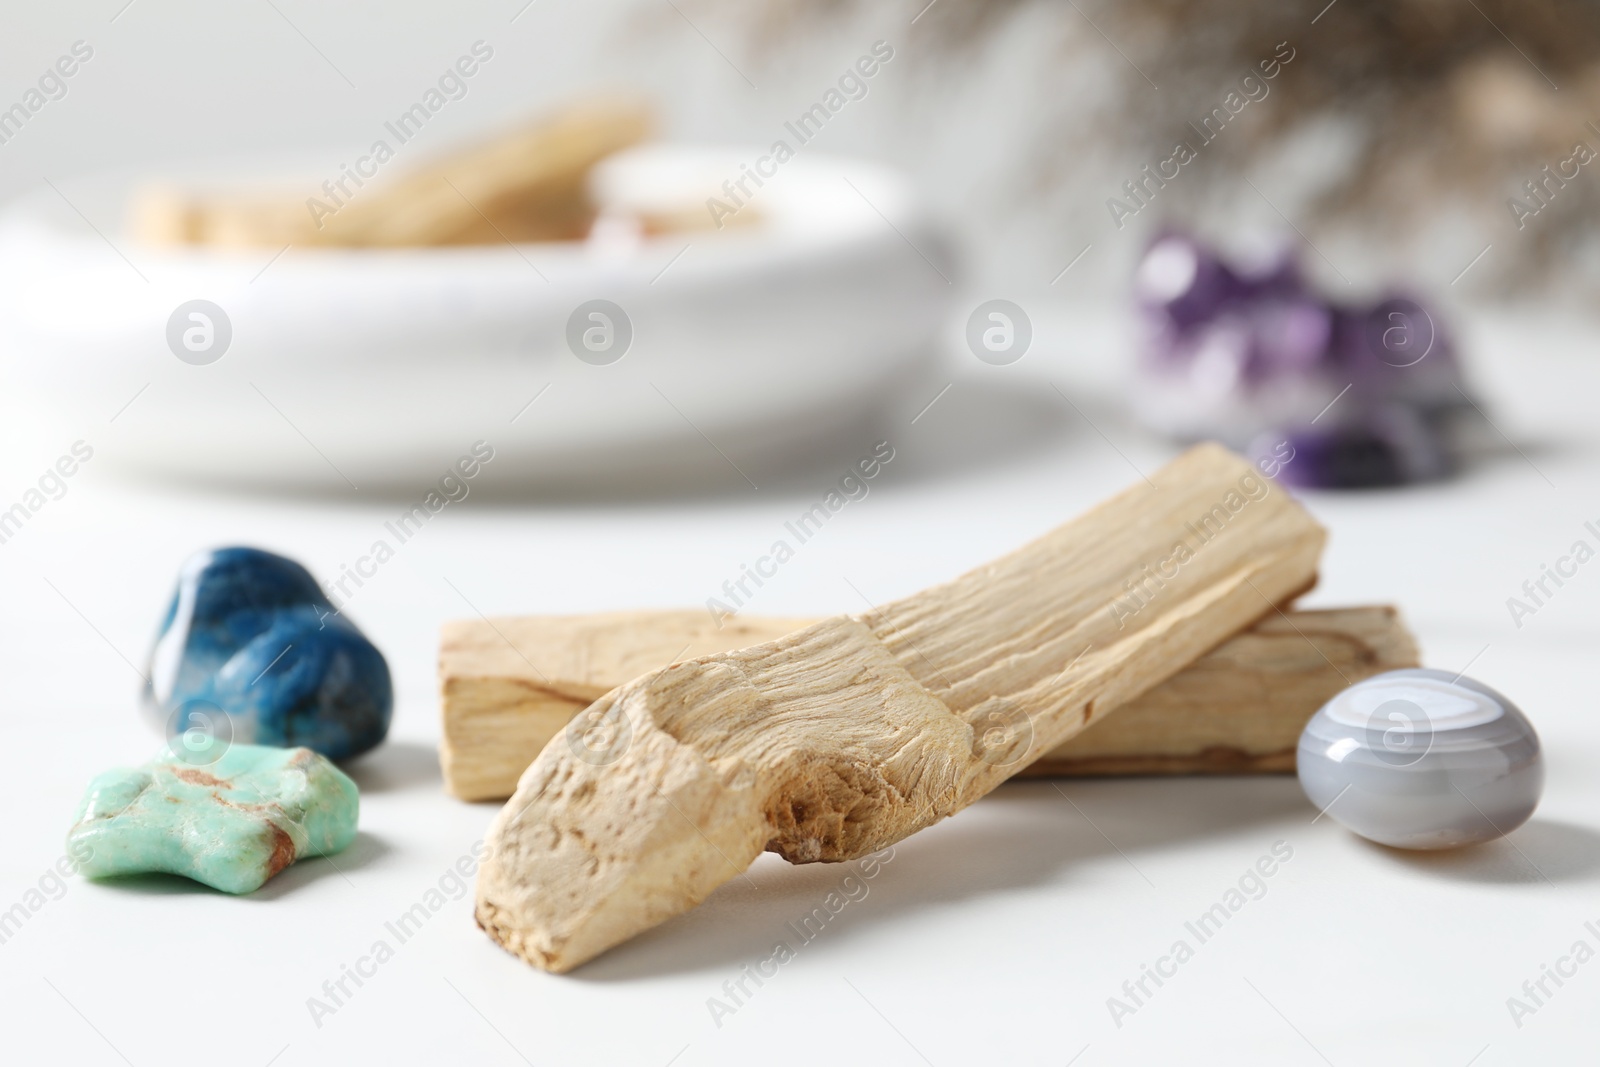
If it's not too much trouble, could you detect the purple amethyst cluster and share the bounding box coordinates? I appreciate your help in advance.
[1132,232,1476,488]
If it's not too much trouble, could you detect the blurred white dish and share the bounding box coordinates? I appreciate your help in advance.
[0,145,953,492]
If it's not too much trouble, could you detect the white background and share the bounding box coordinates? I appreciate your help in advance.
[3,3,1600,1065]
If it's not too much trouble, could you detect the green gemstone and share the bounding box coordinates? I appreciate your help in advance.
[66,743,359,894]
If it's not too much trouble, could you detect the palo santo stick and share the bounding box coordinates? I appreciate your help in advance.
[131,98,651,248]
[1026,605,1417,775]
[441,613,816,802]
[476,444,1326,972]
[438,605,1418,800]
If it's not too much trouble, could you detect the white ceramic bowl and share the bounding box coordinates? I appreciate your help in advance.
[0,145,954,492]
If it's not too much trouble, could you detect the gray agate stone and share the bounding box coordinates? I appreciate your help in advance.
[1297,668,1542,850]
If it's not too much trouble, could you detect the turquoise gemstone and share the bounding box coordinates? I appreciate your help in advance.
[67,743,359,893]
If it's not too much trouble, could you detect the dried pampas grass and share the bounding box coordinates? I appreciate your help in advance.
[725,0,1600,290]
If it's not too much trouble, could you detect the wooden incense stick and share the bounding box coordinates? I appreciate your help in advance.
[476,444,1326,972]
[439,606,1417,800]
[131,98,651,248]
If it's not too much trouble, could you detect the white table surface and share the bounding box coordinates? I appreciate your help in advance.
[2,304,1597,1066]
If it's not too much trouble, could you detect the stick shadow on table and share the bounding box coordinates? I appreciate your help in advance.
[569,777,1312,982]
[568,777,1600,981]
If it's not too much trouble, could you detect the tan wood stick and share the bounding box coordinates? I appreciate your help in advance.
[439,606,1417,800]
[1027,604,1416,774]
[441,612,816,802]
[476,444,1327,972]
[131,98,651,248]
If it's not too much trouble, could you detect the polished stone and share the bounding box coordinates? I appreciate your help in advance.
[145,546,391,760]
[67,743,359,894]
[1298,668,1543,849]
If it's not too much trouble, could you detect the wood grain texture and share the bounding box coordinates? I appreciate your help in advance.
[440,613,813,801]
[476,444,1327,972]
[439,606,1418,799]
[1022,605,1417,774]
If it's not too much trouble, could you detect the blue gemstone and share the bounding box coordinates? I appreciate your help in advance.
[144,547,392,760]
